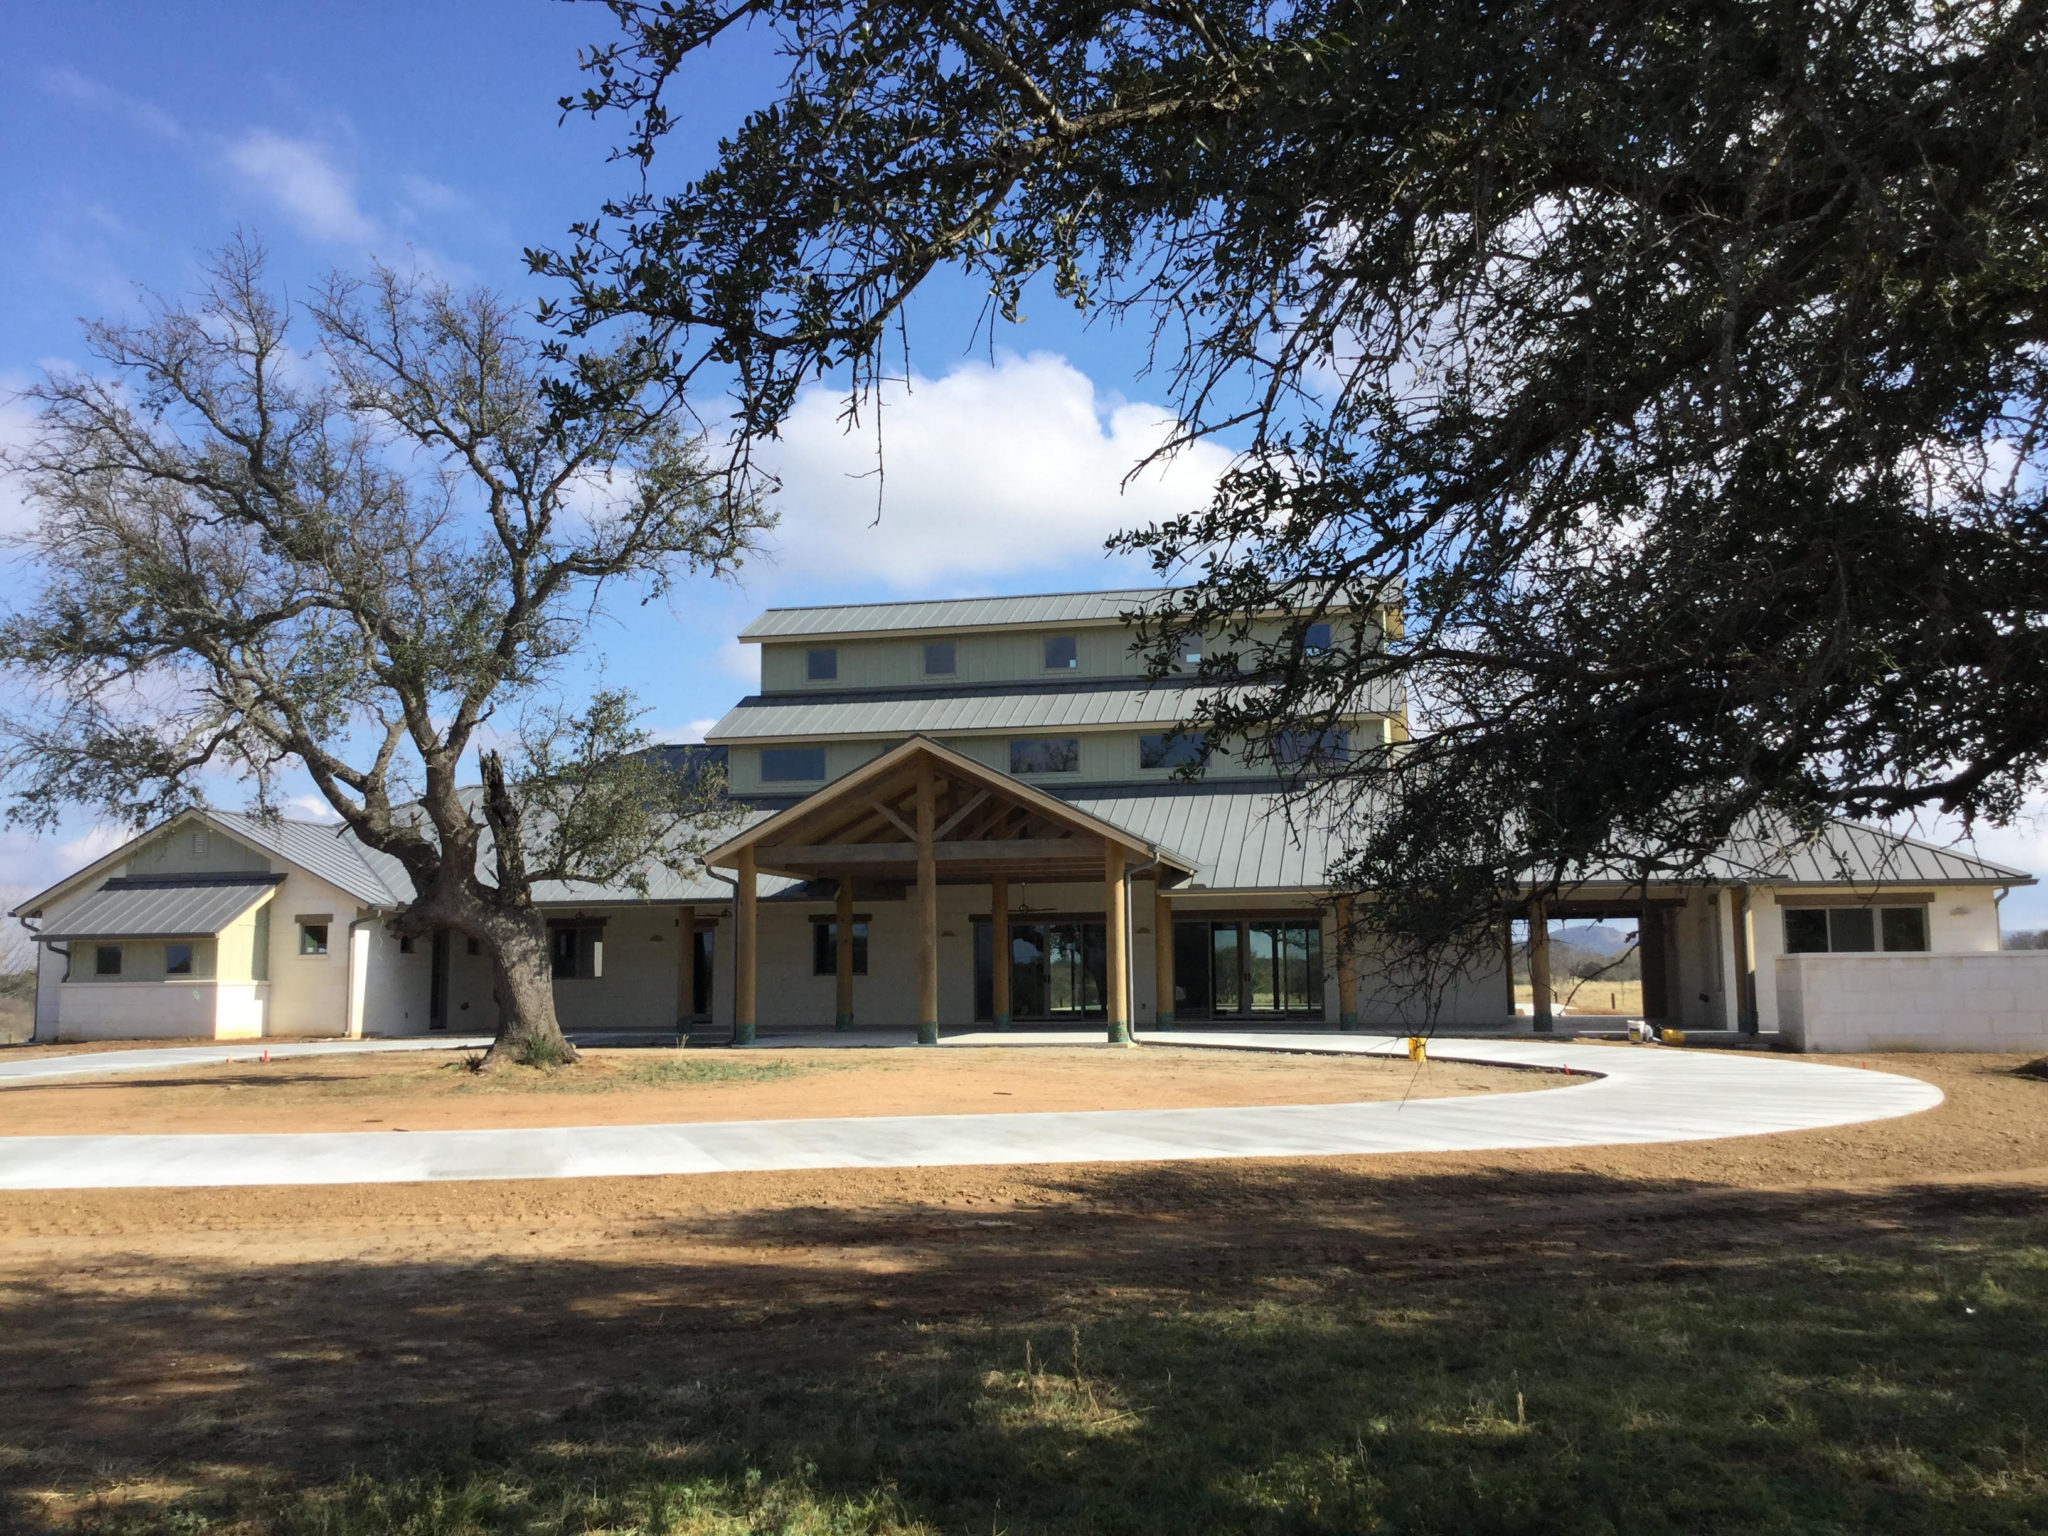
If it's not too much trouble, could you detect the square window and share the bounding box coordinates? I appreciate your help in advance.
[812,919,870,975]
[923,641,956,676]
[95,944,122,977]
[1140,731,1208,770]
[165,943,194,976]
[761,745,827,782]
[806,647,838,681]
[1880,906,1928,952]
[550,925,604,980]
[1010,737,1081,775]
[1828,907,1876,952]
[1304,623,1333,655]
[1275,728,1349,769]
[299,922,329,956]
[1043,634,1078,670]
[1784,909,1830,953]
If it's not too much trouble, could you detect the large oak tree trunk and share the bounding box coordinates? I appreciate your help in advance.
[478,912,578,1068]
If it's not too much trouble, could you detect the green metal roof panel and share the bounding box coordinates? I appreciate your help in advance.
[739,588,1178,641]
[40,874,285,941]
[708,678,1401,741]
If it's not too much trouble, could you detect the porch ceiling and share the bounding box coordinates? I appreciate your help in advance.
[705,736,1192,885]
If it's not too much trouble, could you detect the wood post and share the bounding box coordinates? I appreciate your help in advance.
[1529,898,1553,1034]
[915,759,938,1045]
[734,848,757,1045]
[991,874,1011,1029]
[835,879,855,1030]
[1502,913,1518,1022]
[1105,840,1130,1044]
[1153,884,1174,1028]
[1335,894,1359,1030]
[676,903,695,1031]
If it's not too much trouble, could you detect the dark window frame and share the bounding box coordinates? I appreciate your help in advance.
[549,923,606,980]
[1042,634,1079,670]
[922,640,956,676]
[811,917,870,976]
[761,745,828,782]
[1139,731,1209,770]
[1009,736,1082,775]
[806,646,838,681]
[94,943,122,977]
[165,942,194,976]
[1783,904,1931,955]
[298,922,329,956]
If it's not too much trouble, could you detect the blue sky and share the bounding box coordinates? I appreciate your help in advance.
[2,2,2044,928]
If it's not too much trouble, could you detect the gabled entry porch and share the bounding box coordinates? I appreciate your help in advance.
[704,737,1194,1043]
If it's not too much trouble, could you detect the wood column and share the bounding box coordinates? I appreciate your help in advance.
[834,879,855,1031]
[734,848,757,1045]
[675,904,695,1032]
[1335,894,1359,1031]
[915,759,939,1045]
[991,874,1012,1029]
[1502,913,1518,1022]
[1153,885,1174,1028]
[1529,898,1554,1034]
[1105,841,1130,1044]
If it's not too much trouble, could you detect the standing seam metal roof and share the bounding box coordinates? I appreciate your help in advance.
[709,679,1402,741]
[739,588,1179,640]
[38,874,286,941]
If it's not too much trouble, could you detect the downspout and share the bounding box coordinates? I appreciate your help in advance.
[702,870,739,1044]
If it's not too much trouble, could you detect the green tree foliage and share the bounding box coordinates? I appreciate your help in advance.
[543,0,2048,985]
[1,240,770,1064]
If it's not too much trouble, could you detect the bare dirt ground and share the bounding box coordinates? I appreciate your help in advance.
[0,1046,2043,1530]
[0,1044,1548,1135]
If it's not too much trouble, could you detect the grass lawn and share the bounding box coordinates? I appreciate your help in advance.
[4,1050,2046,1533]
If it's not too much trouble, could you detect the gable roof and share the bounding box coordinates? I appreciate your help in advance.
[703,735,1197,879]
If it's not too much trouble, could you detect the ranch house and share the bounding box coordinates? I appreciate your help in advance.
[13,588,2036,1051]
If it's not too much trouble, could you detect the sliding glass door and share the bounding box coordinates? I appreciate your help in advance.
[974,918,1108,1021]
[1172,918,1324,1020]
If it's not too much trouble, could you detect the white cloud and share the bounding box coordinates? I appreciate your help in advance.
[284,795,344,822]
[755,352,1229,591]
[56,823,129,868]
[0,387,46,537]
[219,129,379,246]
[655,717,723,746]
[41,67,184,141]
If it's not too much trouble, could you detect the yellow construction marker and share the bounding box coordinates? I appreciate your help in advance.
[1406,1036,1427,1063]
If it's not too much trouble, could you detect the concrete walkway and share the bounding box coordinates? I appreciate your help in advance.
[0,1030,1941,1190]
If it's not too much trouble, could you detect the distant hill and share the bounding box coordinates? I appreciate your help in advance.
[1555,923,1634,956]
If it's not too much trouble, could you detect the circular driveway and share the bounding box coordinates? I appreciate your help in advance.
[0,1030,1941,1190]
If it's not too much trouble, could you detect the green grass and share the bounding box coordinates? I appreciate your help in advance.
[40,1212,2048,1535]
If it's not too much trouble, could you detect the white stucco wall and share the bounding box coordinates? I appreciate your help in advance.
[1776,951,2048,1053]
[1748,885,2005,1033]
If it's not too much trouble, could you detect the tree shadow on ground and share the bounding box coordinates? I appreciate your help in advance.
[2,1168,2045,1533]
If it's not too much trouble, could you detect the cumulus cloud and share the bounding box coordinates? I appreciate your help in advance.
[220,129,379,246]
[754,352,1230,592]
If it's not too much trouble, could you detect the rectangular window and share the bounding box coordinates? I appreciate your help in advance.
[761,745,828,782]
[806,647,838,681]
[1782,905,1930,954]
[1043,634,1078,670]
[1881,906,1928,952]
[95,944,122,977]
[299,922,329,956]
[923,641,956,676]
[550,924,604,980]
[1275,728,1349,769]
[1140,731,1208,770]
[811,918,870,976]
[1304,622,1333,654]
[1010,737,1081,775]
[1783,909,1830,954]
[165,942,194,976]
